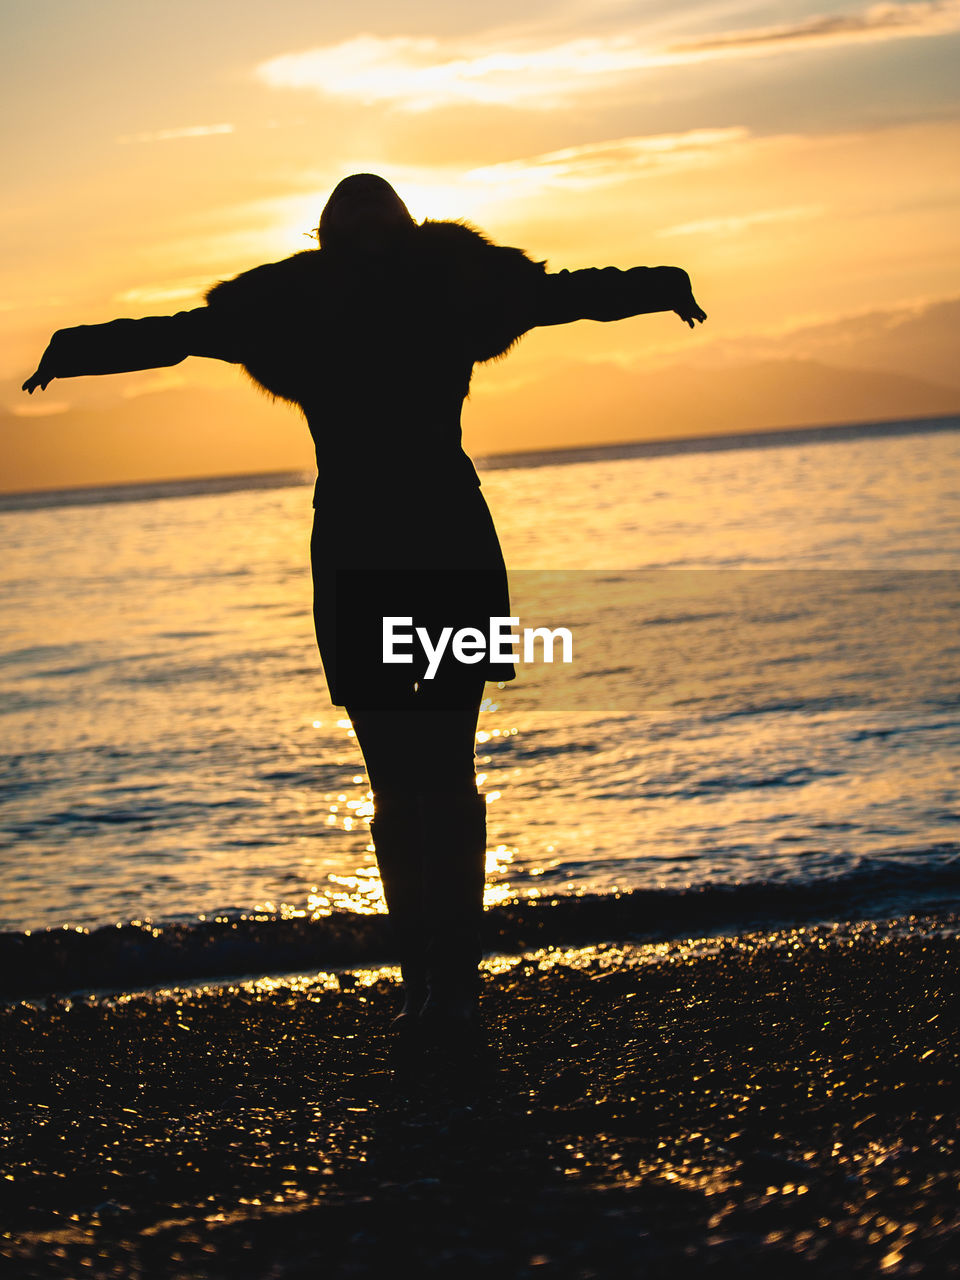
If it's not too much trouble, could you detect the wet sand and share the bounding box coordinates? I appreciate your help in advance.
[2,916,958,1277]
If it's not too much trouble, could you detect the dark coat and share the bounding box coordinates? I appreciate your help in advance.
[31,222,685,704]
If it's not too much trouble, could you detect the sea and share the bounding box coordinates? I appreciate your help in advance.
[2,416,959,996]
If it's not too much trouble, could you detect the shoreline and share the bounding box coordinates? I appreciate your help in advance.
[3,914,958,1276]
[7,877,960,1002]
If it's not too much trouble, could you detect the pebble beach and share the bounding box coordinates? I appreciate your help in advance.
[3,915,958,1278]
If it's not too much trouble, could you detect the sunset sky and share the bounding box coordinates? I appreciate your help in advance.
[2,0,959,492]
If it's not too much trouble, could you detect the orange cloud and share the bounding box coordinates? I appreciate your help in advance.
[671,0,960,60]
[462,130,750,194]
[114,280,214,307]
[659,205,825,237]
[117,124,234,144]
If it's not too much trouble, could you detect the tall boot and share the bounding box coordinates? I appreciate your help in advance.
[369,793,428,1022]
[418,790,487,1027]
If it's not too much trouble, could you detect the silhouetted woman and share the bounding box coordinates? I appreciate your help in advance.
[24,173,706,1036]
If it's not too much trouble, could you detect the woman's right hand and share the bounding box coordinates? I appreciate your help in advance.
[22,335,58,393]
[22,367,52,394]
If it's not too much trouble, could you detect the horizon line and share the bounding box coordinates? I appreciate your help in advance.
[2,411,958,511]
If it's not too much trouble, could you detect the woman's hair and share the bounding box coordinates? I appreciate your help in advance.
[316,174,416,250]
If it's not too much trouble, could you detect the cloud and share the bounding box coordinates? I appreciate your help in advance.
[189,129,753,236]
[462,129,750,194]
[660,205,825,237]
[119,370,188,398]
[670,0,960,60]
[255,34,663,111]
[10,400,71,417]
[117,124,234,144]
[254,4,960,112]
[115,279,212,306]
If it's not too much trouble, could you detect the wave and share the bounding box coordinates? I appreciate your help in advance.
[3,855,960,999]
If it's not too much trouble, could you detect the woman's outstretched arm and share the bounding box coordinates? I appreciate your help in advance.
[532,264,706,330]
[22,308,239,394]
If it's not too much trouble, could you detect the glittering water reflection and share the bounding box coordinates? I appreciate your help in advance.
[2,430,960,932]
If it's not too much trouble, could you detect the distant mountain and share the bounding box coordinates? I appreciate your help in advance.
[2,386,310,494]
[464,356,960,454]
[712,297,960,393]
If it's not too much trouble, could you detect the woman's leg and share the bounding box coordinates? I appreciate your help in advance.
[347,696,427,1018]
[347,674,487,1025]
[411,677,488,1024]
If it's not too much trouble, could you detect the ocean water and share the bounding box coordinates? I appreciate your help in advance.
[2,418,959,990]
